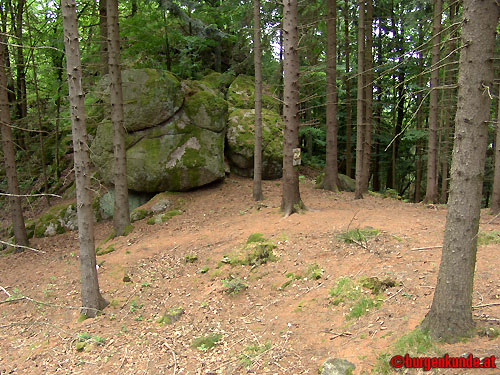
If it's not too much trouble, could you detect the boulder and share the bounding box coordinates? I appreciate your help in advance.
[315,173,355,192]
[30,202,78,238]
[93,189,153,221]
[93,69,184,132]
[227,74,279,112]
[226,108,283,179]
[91,73,228,192]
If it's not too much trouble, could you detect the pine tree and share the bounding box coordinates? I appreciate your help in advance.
[61,0,108,318]
[420,0,499,342]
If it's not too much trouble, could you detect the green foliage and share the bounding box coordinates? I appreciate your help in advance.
[477,326,500,340]
[191,334,222,351]
[305,264,323,280]
[336,227,379,244]
[157,306,184,325]
[129,300,144,313]
[222,276,248,295]
[239,341,272,368]
[373,329,440,375]
[329,277,383,320]
[477,231,500,245]
[185,254,198,263]
[246,233,266,244]
[96,244,115,256]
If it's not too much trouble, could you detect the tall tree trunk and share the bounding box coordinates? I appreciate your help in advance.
[361,0,372,193]
[323,0,339,192]
[26,5,50,206]
[0,35,28,251]
[131,0,137,16]
[281,0,303,216]
[439,2,458,204]
[354,0,365,199]
[252,0,264,201]
[415,22,424,202]
[14,0,27,120]
[420,0,498,342]
[343,0,352,178]
[54,55,64,179]
[107,0,130,236]
[99,0,108,75]
[61,0,107,318]
[491,82,500,213]
[424,0,442,204]
[162,10,172,71]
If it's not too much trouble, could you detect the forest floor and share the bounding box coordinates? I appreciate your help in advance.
[1,173,500,375]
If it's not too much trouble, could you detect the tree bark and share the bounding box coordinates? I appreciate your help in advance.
[491,83,500,213]
[99,0,108,75]
[281,0,303,216]
[415,22,424,202]
[440,2,458,204]
[0,34,28,251]
[14,0,27,120]
[252,0,264,201]
[26,5,50,206]
[61,0,107,317]
[107,0,131,236]
[354,0,365,200]
[323,0,339,192]
[343,0,353,178]
[420,0,499,342]
[424,0,442,204]
[361,0,372,193]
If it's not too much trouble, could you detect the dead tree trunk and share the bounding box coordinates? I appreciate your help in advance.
[420,0,499,342]
[61,0,108,317]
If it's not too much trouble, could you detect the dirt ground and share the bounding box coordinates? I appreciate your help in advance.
[1,174,499,374]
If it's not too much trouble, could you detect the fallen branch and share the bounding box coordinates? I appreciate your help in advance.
[329,332,352,340]
[162,341,177,375]
[472,302,500,309]
[0,192,61,198]
[384,288,404,302]
[0,240,46,254]
[410,245,442,251]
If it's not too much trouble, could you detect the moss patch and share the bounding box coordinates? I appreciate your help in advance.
[191,334,222,351]
[329,276,384,320]
[157,306,184,324]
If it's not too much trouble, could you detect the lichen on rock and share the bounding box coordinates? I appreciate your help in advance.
[226,108,283,179]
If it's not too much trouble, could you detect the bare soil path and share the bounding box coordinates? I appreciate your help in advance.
[1,175,499,374]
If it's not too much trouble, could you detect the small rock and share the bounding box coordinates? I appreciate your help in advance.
[320,358,355,375]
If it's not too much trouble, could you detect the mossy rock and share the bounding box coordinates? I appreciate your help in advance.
[157,306,184,324]
[315,173,355,192]
[227,74,278,112]
[32,201,78,238]
[91,99,226,192]
[93,69,184,132]
[184,91,228,132]
[94,189,152,221]
[226,108,283,179]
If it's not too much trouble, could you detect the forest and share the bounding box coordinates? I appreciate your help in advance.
[1,0,500,374]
